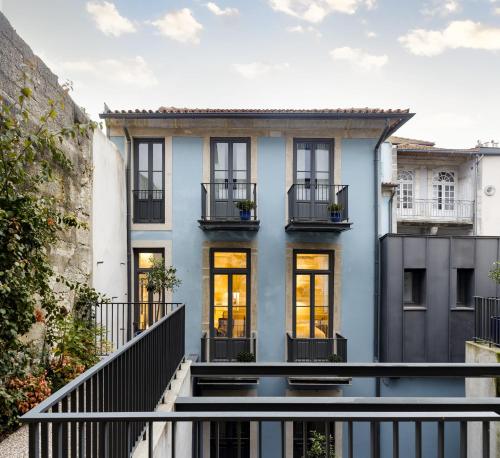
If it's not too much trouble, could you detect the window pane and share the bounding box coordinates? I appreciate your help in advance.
[152,171,163,191]
[297,145,311,172]
[314,307,329,338]
[214,143,229,171]
[152,144,163,171]
[214,307,228,336]
[138,143,148,170]
[232,275,247,337]
[297,253,329,270]
[296,274,310,337]
[138,273,148,328]
[213,274,228,306]
[315,146,330,173]
[214,252,247,269]
[139,171,149,190]
[314,275,329,307]
[233,143,247,172]
[403,271,413,303]
[138,252,161,269]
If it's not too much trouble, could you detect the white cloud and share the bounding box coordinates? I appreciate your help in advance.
[366,30,377,38]
[399,20,500,56]
[286,24,322,36]
[232,62,290,79]
[206,2,239,16]
[330,46,388,70]
[59,56,158,88]
[494,6,500,14]
[269,0,375,23]
[152,8,203,44]
[422,0,460,16]
[86,1,136,37]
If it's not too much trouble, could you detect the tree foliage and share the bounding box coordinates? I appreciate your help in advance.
[145,256,182,296]
[489,262,500,285]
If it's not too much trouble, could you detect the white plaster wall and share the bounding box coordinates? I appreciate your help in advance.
[380,142,393,183]
[478,156,500,236]
[91,129,127,301]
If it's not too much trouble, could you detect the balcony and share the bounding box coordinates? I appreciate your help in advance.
[287,333,347,362]
[198,182,260,231]
[201,332,256,362]
[286,184,352,232]
[397,198,474,226]
[474,296,500,347]
[132,189,165,223]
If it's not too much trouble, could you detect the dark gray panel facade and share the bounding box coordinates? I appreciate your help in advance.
[380,235,500,362]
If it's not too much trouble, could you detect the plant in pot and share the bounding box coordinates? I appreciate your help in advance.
[236,351,256,362]
[235,200,256,221]
[327,203,343,223]
[328,353,343,363]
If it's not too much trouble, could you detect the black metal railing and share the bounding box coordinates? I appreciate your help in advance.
[397,198,474,222]
[288,184,349,223]
[474,296,500,347]
[23,305,185,458]
[201,332,256,362]
[287,333,347,362]
[200,182,257,221]
[94,302,184,355]
[133,189,165,223]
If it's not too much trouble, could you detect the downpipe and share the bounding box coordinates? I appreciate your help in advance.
[124,127,132,339]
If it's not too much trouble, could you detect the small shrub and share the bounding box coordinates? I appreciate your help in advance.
[327,203,343,212]
[307,430,335,458]
[7,372,52,415]
[236,351,256,362]
[489,262,500,284]
[235,200,256,211]
[145,257,182,295]
[327,354,343,363]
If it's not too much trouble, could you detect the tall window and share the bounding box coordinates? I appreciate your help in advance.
[293,251,334,338]
[210,422,250,458]
[293,422,335,458]
[457,269,474,307]
[210,138,250,218]
[211,250,250,338]
[403,269,425,306]
[134,249,163,330]
[294,140,333,201]
[133,139,165,223]
[433,171,455,211]
[397,170,414,209]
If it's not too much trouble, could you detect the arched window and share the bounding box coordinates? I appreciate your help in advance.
[433,171,455,210]
[397,170,414,209]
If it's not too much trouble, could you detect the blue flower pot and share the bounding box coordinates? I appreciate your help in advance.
[240,210,251,221]
[330,211,342,223]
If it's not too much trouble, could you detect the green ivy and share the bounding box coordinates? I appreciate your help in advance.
[489,262,500,285]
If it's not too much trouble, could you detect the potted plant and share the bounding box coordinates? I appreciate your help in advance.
[327,203,343,223]
[236,351,256,362]
[328,353,343,363]
[235,200,256,221]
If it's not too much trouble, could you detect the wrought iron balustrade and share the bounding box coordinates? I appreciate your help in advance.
[201,332,256,362]
[200,182,258,222]
[287,333,347,362]
[474,296,500,347]
[287,184,349,223]
[397,198,474,222]
[132,189,165,223]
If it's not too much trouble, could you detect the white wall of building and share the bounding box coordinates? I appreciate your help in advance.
[92,129,127,301]
[478,155,500,236]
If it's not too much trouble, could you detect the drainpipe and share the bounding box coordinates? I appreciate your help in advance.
[124,126,132,340]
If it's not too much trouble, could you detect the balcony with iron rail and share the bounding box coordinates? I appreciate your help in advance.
[286,184,351,232]
[396,198,474,226]
[199,182,259,231]
[474,296,500,347]
[201,332,256,362]
[287,332,347,363]
[132,189,165,223]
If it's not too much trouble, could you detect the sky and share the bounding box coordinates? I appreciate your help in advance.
[1,0,499,147]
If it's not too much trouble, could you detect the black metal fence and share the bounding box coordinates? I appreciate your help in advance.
[200,182,257,221]
[287,333,347,362]
[24,305,185,458]
[288,184,349,223]
[201,333,256,362]
[132,189,165,223]
[94,302,183,355]
[474,296,500,347]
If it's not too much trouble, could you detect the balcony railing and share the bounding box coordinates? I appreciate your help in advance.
[133,189,165,223]
[397,198,474,223]
[201,332,256,362]
[93,302,183,355]
[287,333,347,362]
[287,184,351,231]
[199,182,259,230]
[474,296,500,347]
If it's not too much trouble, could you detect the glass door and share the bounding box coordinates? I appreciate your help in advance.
[293,252,333,338]
[210,139,250,219]
[294,140,333,220]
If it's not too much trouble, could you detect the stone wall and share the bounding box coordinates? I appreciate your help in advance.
[0,12,93,305]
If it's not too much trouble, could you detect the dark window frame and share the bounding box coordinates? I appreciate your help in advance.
[292,249,335,338]
[456,268,474,308]
[133,138,165,223]
[293,138,335,191]
[209,248,251,339]
[403,269,426,306]
[210,137,251,184]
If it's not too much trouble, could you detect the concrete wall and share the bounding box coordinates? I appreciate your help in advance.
[478,155,500,236]
[380,235,500,363]
[0,12,93,306]
[91,129,127,301]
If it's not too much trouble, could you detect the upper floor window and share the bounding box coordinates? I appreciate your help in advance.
[397,170,414,209]
[433,170,455,211]
[133,139,165,223]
